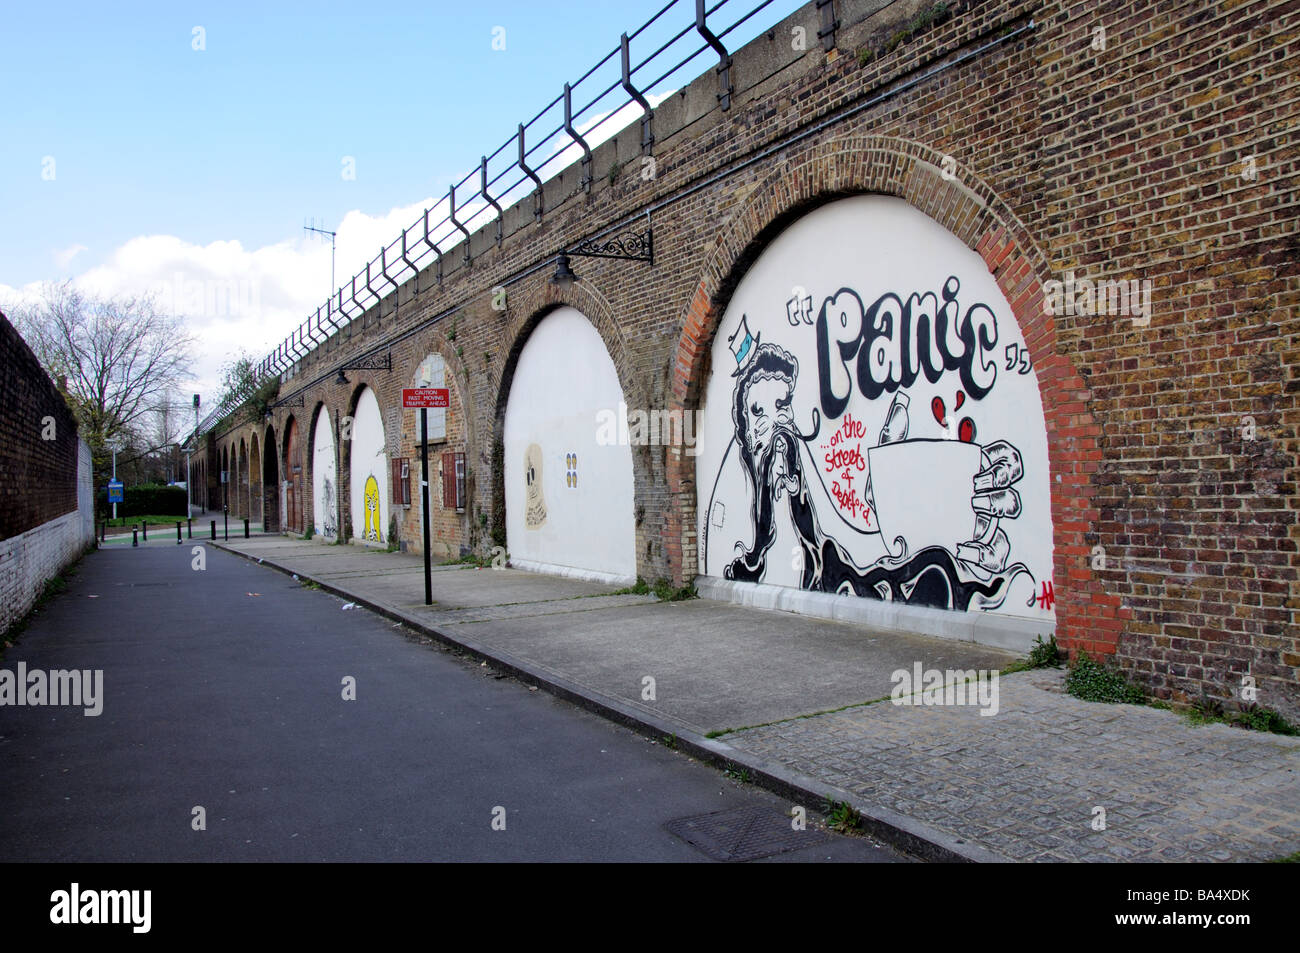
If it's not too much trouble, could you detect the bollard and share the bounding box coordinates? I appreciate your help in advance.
[177,521,183,544]
[132,529,138,547]
[244,518,249,539]
[187,518,193,540]
[141,522,147,542]
[210,521,216,541]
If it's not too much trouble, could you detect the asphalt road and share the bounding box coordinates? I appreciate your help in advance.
[0,542,905,862]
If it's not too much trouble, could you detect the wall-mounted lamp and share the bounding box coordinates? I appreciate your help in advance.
[331,353,392,389]
[550,252,579,290]
[551,220,653,291]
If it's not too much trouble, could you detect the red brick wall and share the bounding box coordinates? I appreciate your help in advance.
[0,311,80,539]
[205,0,1298,717]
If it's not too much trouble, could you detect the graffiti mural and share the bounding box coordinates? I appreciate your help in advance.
[523,443,547,529]
[312,407,338,538]
[696,195,1053,621]
[504,306,635,580]
[349,386,388,546]
[363,474,381,541]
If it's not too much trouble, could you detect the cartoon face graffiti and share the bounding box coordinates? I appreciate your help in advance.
[363,474,381,542]
[523,443,547,529]
[709,292,1037,614]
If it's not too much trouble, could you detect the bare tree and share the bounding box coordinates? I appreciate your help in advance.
[9,281,196,451]
[8,281,197,506]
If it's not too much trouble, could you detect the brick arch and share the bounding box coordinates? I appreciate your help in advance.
[489,276,641,555]
[493,274,637,426]
[668,134,1126,657]
[407,332,478,470]
[249,433,262,528]
[237,438,248,520]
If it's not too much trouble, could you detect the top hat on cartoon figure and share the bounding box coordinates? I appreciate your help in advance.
[728,314,760,376]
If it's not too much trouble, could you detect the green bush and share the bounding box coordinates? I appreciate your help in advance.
[1233,705,1298,736]
[1064,652,1146,704]
[98,483,187,518]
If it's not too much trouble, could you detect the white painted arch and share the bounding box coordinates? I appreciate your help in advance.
[504,306,636,582]
[349,386,388,545]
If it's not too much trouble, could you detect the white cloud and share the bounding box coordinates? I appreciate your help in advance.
[53,244,88,269]
[0,197,479,409]
[0,97,637,414]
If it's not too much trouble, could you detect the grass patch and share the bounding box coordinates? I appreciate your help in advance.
[1270,850,1300,863]
[1184,694,1299,736]
[723,764,752,784]
[857,1,953,66]
[104,514,187,529]
[1064,652,1147,704]
[610,576,696,601]
[1002,634,1062,674]
[823,799,863,833]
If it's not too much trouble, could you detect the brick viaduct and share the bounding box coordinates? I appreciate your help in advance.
[195,0,1299,717]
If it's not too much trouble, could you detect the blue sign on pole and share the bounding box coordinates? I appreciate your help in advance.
[107,480,124,504]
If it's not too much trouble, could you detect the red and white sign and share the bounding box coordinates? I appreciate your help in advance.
[402,387,449,409]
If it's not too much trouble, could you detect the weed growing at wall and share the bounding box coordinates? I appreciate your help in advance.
[823,799,863,833]
[1003,635,1062,674]
[1065,653,1147,704]
[611,577,697,601]
[1187,694,1298,736]
[857,1,955,65]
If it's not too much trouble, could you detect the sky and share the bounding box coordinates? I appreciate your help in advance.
[1,0,798,407]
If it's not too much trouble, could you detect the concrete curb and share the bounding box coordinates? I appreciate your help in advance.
[212,540,1011,863]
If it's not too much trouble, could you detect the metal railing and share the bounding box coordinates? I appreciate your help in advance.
[198,0,797,436]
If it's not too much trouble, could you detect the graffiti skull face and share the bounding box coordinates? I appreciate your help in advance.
[363,474,380,541]
[743,377,794,461]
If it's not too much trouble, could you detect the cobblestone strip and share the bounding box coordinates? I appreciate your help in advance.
[723,670,1300,862]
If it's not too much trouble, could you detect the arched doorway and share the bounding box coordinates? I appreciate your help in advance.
[262,424,280,533]
[694,193,1052,623]
[249,435,262,530]
[284,417,304,534]
[311,405,338,538]
[503,306,635,582]
[237,439,248,520]
[349,386,387,544]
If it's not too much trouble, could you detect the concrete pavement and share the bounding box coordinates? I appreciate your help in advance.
[0,543,904,862]
[212,535,1300,863]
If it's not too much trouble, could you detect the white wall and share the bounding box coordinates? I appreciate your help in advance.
[312,408,338,538]
[349,386,388,544]
[0,439,96,635]
[504,307,636,582]
[695,195,1054,624]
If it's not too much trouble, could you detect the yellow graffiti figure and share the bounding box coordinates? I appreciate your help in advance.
[363,474,381,542]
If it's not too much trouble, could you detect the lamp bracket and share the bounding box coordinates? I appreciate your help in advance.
[567,226,653,265]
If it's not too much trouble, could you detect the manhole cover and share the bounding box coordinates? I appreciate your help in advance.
[666,804,829,862]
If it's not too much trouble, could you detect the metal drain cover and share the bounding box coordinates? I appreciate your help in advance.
[666,804,830,862]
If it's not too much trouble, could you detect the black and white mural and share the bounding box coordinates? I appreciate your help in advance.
[697,195,1054,621]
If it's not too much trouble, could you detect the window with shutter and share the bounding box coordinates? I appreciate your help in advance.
[441,452,456,509]
[390,458,411,505]
[454,452,465,511]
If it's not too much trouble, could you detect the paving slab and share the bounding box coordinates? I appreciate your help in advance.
[724,668,1300,862]
[216,537,1015,735]
[212,535,1300,862]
